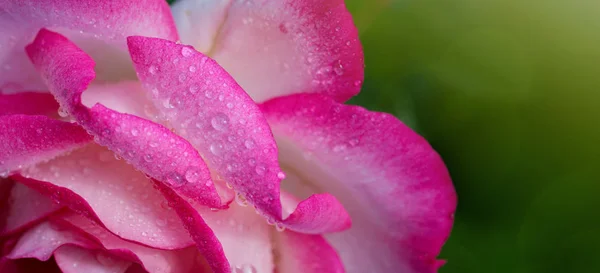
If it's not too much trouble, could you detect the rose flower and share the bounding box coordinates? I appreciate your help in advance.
[0,0,456,272]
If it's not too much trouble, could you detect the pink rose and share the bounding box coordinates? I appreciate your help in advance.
[0,0,456,272]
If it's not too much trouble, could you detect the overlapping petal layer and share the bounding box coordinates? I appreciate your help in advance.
[0,0,178,90]
[26,29,224,209]
[172,0,364,102]
[0,114,91,176]
[261,94,457,273]
[127,36,350,234]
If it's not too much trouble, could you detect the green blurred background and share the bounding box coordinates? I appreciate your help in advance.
[168,1,600,272]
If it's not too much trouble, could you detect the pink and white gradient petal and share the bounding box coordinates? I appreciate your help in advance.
[0,0,178,90]
[26,29,225,209]
[127,36,350,234]
[171,0,364,102]
[0,114,91,176]
[15,144,193,250]
[54,246,131,273]
[261,94,457,273]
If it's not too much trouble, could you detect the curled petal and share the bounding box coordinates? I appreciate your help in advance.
[0,0,178,89]
[0,92,59,116]
[14,144,193,250]
[0,181,62,236]
[154,182,230,273]
[0,114,91,176]
[127,36,350,233]
[26,29,224,209]
[172,0,364,102]
[261,94,457,273]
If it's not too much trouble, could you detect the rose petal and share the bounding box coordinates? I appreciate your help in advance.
[172,0,364,102]
[0,0,178,90]
[127,36,350,234]
[15,144,193,250]
[26,29,224,209]
[6,221,98,261]
[0,181,63,236]
[154,182,230,273]
[0,114,92,177]
[0,92,59,116]
[59,213,211,273]
[196,201,274,273]
[54,245,131,273]
[275,231,345,273]
[261,94,457,273]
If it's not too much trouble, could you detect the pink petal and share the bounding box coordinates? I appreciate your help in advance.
[15,144,194,250]
[6,221,98,261]
[59,213,212,273]
[127,36,350,234]
[0,0,178,89]
[0,114,92,176]
[0,181,63,236]
[0,92,59,116]
[153,182,230,273]
[261,94,457,273]
[172,0,364,102]
[195,200,275,273]
[26,29,225,209]
[275,231,345,273]
[54,246,131,273]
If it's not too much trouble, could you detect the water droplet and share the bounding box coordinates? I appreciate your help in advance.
[181,47,193,57]
[209,143,224,155]
[162,98,173,109]
[277,171,286,179]
[148,65,157,75]
[333,61,344,75]
[205,90,214,99]
[185,168,200,183]
[141,231,148,237]
[211,113,230,131]
[188,65,196,72]
[349,138,360,146]
[189,85,199,94]
[346,40,351,46]
[131,128,139,136]
[244,139,255,149]
[58,107,68,117]
[226,102,234,109]
[178,74,187,83]
[255,165,267,176]
[149,142,159,148]
[235,193,248,207]
[234,264,257,273]
[335,26,341,32]
[353,80,362,87]
[167,172,184,187]
[114,154,121,160]
[248,158,256,166]
[143,154,153,162]
[96,252,115,266]
[275,223,286,232]
[155,219,167,227]
[333,144,347,152]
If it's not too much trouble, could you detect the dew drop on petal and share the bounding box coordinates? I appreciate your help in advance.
[235,193,248,207]
[244,139,255,149]
[185,168,200,183]
[234,264,257,273]
[181,47,193,57]
[210,113,230,131]
[277,171,286,179]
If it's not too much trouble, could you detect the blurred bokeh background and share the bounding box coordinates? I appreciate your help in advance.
[343,0,600,272]
[165,1,600,272]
